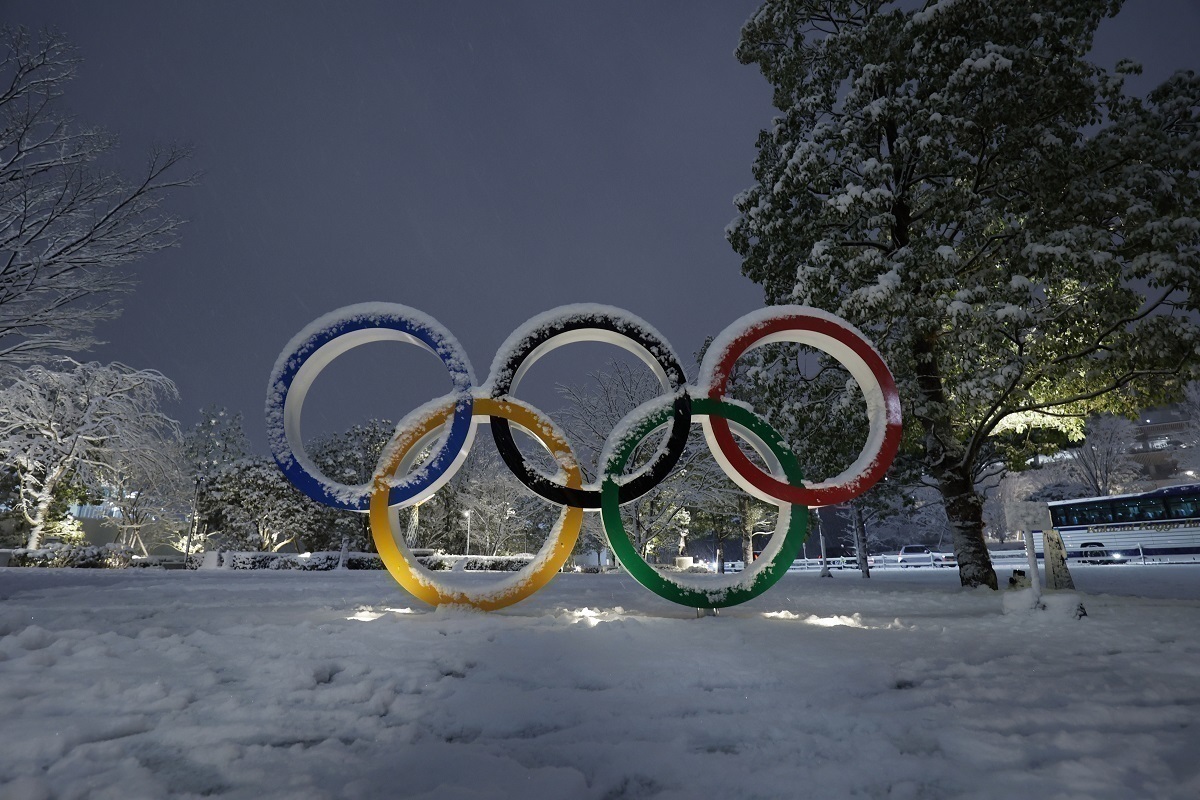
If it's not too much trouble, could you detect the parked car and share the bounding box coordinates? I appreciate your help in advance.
[932,551,956,568]
[897,545,956,568]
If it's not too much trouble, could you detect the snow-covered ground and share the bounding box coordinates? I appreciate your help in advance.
[2,564,1198,799]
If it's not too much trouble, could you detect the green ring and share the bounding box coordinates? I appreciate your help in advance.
[600,396,808,609]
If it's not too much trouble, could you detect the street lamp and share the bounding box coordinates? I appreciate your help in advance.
[463,509,471,556]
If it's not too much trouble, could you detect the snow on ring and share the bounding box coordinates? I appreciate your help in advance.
[265,303,475,512]
[697,306,902,507]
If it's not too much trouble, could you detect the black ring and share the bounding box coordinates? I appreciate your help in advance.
[488,309,692,508]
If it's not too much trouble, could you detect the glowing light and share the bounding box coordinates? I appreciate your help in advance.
[346,607,418,622]
[763,610,870,628]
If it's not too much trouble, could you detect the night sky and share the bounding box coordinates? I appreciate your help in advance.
[5,1,1198,451]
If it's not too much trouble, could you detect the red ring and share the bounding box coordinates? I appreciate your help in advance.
[705,312,902,507]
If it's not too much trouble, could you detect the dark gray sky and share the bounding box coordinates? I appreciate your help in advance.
[6,1,1198,452]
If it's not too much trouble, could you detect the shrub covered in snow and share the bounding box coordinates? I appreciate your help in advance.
[216,551,387,570]
[9,543,134,568]
[653,563,713,574]
[210,550,536,571]
[416,554,533,572]
[288,552,386,571]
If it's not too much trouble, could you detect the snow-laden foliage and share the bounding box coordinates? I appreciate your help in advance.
[0,28,194,369]
[447,445,553,557]
[218,550,386,570]
[0,360,179,549]
[184,406,251,483]
[7,542,134,568]
[0,466,89,548]
[179,407,252,553]
[393,439,561,558]
[729,0,1199,587]
[205,456,329,553]
[97,435,190,556]
[308,419,396,552]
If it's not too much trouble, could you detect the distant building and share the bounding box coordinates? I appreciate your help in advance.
[1128,406,1193,485]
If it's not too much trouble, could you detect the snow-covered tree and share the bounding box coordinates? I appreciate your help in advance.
[0,27,194,369]
[722,336,931,573]
[0,466,90,547]
[729,0,1200,588]
[309,419,395,552]
[1061,414,1145,496]
[452,445,546,556]
[0,360,179,548]
[1015,415,1149,503]
[184,407,250,480]
[182,406,251,549]
[206,457,320,553]
[98,435,189,556]
[556,360,753,562]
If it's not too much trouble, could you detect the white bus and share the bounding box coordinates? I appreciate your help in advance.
[1039,484,1200,564]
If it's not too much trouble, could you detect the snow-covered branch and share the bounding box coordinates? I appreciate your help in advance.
[0,27,196,369]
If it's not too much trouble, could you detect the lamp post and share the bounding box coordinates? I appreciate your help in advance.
[463,509,471,556]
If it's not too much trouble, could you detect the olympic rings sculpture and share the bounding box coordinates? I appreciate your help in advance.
[267,303,902,611]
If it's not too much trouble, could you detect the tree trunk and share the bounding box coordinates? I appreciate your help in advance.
[911,333,997,590]
[739,496,756,565]
[23,458,76,550]
[851,504,871,578]
[405,505,419,548]
[25,485,56,550]
[935,464,998,589]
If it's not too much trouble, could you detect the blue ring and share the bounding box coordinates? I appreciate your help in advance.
[265,304,475,511]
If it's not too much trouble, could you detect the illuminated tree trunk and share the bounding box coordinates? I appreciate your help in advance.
[851,504,871,578]
[934,465,998,590]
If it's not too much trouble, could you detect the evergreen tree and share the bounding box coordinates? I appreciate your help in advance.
[729,0,1199,587]
[182,407,251,549]
[310,419,395,552]
[207,457,326,553]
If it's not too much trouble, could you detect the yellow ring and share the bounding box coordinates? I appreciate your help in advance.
[369,397,583,610]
